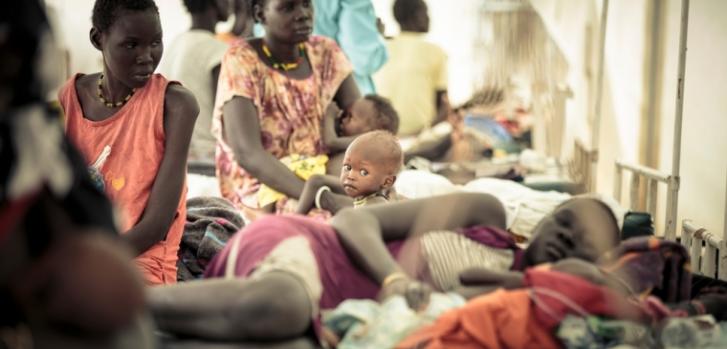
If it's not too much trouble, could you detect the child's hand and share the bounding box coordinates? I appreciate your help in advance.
[378,277,432,311]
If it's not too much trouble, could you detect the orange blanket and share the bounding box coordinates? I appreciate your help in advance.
[396,289,559,349]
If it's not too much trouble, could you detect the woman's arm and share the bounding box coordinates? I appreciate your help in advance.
[330,192,507,285]
[333,75,361,112]
[222,96,307,199]
[321,103,357,153]
[122,84,197,255]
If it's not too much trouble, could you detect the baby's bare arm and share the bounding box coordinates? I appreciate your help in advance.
[296,175,346,214]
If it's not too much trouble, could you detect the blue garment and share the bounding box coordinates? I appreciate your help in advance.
[313,0,388,95]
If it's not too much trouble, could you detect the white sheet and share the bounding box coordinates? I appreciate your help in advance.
[394,170,571,241]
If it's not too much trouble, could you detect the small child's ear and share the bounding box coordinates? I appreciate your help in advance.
[382,175,396,189]
[89,28,103,51]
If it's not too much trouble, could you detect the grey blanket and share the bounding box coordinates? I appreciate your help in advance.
[177,197,244,281]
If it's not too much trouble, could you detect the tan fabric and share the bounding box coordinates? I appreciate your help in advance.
[248,236,323,316]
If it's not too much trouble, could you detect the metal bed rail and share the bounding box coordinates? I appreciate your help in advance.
[681,220,726,280]
[613,160,679,241]
[568,139,597,193]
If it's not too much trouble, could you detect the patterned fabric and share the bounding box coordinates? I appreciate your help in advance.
[556,315,654,349]
[556,314,723,349]
[212,36,352,210]
[601,237,692,303]
[257,154,328,207]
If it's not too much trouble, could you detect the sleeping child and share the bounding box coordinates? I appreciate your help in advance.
[297,130,404,214]
[322,94,400,175]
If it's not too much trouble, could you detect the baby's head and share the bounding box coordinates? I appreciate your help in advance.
[340,131,403,199]
[340,95,399,137]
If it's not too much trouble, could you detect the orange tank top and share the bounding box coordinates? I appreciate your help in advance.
[60,73,186,285]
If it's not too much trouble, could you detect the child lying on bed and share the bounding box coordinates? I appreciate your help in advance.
[297,130,404,214]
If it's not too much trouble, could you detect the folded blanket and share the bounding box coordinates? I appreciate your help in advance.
[177,197,244,282]
[601,237,691,303]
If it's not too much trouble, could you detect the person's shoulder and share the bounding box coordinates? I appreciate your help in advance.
[72,73,99,93]
[423,40,447,58]
[223,38,261,64]
[309,35,340,51]
[164,82,199,122]
[230,38,257,55]
[59,73,95,102]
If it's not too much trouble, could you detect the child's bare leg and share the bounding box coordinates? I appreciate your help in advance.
[148,272,312,342]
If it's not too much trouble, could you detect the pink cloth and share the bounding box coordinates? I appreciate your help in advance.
[205,215,392,308]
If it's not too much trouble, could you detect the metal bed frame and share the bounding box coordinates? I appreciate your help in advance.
[606,0,725,280]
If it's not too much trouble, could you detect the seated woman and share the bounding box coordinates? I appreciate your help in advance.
[213,0,359,214]
[60,0,198,285]
[296,130,403,214]
[256,96,399,210]
[148,192,622,346]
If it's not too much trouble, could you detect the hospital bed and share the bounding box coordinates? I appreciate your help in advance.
[607,0,726,281]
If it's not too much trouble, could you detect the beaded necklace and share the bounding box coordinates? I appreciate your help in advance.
[97,73,135,108]
[262,43,306,71]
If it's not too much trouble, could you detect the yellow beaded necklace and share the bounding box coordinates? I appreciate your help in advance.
[262,43,306,71]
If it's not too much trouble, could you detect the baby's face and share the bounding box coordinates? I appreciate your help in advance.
[339,143,392,198]
[340,99,377,137]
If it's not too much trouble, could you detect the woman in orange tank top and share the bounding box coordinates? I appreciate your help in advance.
[59,0,199,285]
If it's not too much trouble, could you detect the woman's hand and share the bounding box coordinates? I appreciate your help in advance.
[378,276,432,311]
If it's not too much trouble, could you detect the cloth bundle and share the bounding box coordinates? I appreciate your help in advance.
[177,197,244,281]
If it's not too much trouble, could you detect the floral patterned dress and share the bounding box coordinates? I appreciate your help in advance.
[212,36,352,210]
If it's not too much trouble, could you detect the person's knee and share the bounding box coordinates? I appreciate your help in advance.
[228,272,313,340]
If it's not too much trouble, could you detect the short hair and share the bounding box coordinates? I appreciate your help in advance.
[355,130,403,173]
[92,0,159,33]
[364,95,399,134]
[233,0,252,14]
[393,0,426,26]
[183,0,214,14]
[250,0,267,12]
